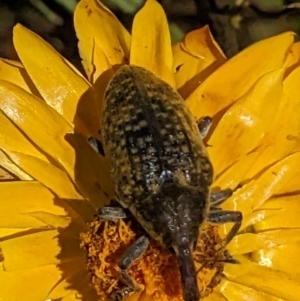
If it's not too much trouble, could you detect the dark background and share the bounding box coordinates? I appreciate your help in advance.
[1,0,300,69]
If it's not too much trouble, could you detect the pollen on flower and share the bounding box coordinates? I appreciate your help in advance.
[80,211,227,301]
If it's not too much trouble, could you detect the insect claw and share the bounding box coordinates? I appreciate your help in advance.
[87,136,105,155]
[207,209,242,247]
[111,287,133,301]
[114,235,149,299]
[97,206,127,221]
[210,188,233,207]
[198,116,213,139]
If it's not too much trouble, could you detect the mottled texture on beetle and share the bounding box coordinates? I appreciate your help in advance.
[101,65,214,301]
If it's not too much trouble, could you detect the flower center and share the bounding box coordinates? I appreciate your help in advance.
[81,213,226,301]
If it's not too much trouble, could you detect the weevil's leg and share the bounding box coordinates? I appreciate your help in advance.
[117,236,149,294]
[219,250,240,264]
[196,251,239,275]
[198,116,213,139]
[217,256,240,264]
[207,210,242,246]
[88,136,105,156]
[210,188,233,207]
[111,287,132,301]
[97,206,127,222]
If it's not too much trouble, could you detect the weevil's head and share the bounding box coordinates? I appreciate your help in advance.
[149,179,205,301]
[134,169,210,301]
[152,170,210,250]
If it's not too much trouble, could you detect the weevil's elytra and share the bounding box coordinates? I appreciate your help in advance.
[101,65,218,301]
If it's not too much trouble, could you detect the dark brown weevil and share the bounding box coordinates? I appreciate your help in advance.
[94,65,242,301]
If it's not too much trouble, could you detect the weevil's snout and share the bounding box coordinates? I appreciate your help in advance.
[182,277,200,301]
[173,241,200,301]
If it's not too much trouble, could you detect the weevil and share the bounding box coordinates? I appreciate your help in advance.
[92,65,242,301]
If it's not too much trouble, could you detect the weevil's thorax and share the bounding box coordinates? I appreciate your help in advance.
[149,172,210,249]
[101,65,213,245]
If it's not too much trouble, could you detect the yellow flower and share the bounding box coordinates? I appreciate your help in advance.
[0,0,300,300]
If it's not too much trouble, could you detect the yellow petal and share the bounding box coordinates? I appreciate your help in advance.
[6,151,96,219]
[0,228,32,238]
[213,152,260,189]
[0,149,32,180]
[59,287,98,301]
[0,164,15,180]
[7,151,74,200]
[0,259,91,301]
[60,291,93,301]
[245,65,300,179]
[0,181,70,228]
[90,71,114,127]
[228,229,300,255]
[251,244,300,275]
[222,152,300,227]
[130,0,175,87]
[64,133,114,205]
[0,80,72,164]
[0,109,48,162]
[1,230,83,271]
[0,59,38,94]
[186,32,294,120]
[13,24,100,138]
[208,69,284,175]
[259,195,300,210]
[254,207,300,231]
[0,265,63,301]
[173,26,226,99]
[48,258,96,300]
[220,280,286,301]
[284,41,300,76]
[224,256,300,300]
[276,169,300,194]
[74,0,130,82]
[0,80,114,205]
[205,290,227,301]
